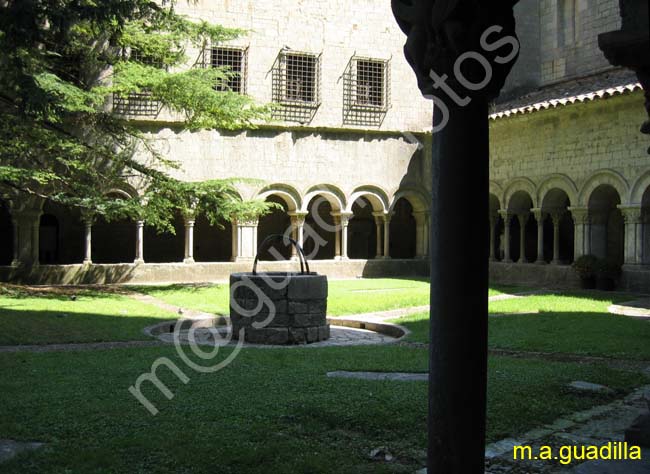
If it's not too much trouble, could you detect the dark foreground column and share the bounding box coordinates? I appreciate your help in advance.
[429,98,489,473]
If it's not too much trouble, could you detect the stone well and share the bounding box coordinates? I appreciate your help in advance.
[229,271,329,345]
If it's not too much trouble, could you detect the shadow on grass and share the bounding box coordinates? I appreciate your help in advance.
[0,307,174,345]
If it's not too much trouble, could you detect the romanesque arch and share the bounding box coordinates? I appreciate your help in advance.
[587,184,624,264]
[539,187,574,264]
[257,194,292,261]
[258,184,301,213]
[578,170,629,207]
[537,174,579,207]
[504,178,538,210]
[630,170,650,204]
[346,185,389,214]
[506,189,536,263]
[92,190,137,264]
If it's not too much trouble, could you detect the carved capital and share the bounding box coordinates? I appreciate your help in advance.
[618,205,643,224]
[288,212,307,227]
[498,209,512,224]
[392,0,520,100]
[568,207,589,225]
[531,208,545,222]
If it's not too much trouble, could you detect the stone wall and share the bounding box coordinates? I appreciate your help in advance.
[149,0,432,134]
[143,127,429,208]
[0,259,430,285]
[539,0,621,84]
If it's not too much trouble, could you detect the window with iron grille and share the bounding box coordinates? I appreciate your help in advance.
[205,46,248,94]
[343,56,390,126]
[113,49,162,117]
[272,50,321,123]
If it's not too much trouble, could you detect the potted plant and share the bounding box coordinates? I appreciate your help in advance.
[595,259,622,291]
[572,255,598,289]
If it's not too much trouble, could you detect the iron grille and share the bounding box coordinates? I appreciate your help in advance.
[272,50,321,124]
[204,46,248,94]
[113,49,162,117]
[343,56,391,126]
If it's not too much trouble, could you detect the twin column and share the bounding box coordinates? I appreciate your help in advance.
[495,208,566,264]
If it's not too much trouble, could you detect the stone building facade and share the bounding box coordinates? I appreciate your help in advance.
[2,0,649,288]
[488,0,650,290]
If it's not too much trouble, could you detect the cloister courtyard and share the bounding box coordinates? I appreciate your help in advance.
[1,278,650,473]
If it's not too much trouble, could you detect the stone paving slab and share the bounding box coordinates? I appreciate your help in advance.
[158,324,399,348]
[326,371,427,382]
[0,439,44,464]
[608,298,650,318]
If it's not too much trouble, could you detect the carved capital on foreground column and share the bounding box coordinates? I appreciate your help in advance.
[391,0,520,100]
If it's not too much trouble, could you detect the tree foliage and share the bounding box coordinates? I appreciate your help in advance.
[0,0,275,231]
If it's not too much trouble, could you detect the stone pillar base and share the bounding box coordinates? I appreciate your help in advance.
[134,259,145,265]
[183,258,195,264]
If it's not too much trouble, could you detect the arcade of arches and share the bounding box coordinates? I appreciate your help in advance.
[489,179,650,267]
[3,175,650,273]
[0,189,430,267]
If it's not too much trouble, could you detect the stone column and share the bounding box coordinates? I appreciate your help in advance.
[340,213,351,260]
[134,220,145,264]
[183,216,195,264]
[10,208,43,266]
[11,221,18,265]
[332,215,342,260]
[289,212,307,251]
[373,212,384,258]
[232,218,259,262]
[82,218,93,265]
[289,213,307,260]
[551,211,564,265]
[517,213,529,264]
[413,211,429,259]
[532,209,546,264]
[569,207,590,259]
[289,225,298,260]
[488,212,498,261]
[499,210,513,263]
[382,213,392,259]
[619,206,643,265]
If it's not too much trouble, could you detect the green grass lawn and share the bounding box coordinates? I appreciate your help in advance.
[0,286,174,345]
[394,291,650,360]
[134,279,523,317]
[0,344,644,473]
[0,280,526,346]
[1,283,648,472]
